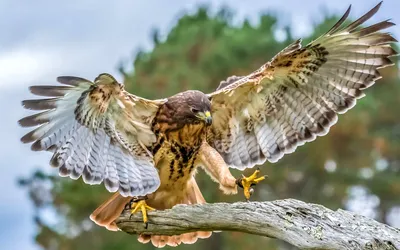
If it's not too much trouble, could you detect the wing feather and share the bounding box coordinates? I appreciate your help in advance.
[207,2,398,170]
[19,73,165,197]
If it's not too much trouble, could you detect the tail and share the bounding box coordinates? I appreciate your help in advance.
[139,178,212,248]
[90,192,132,231]
[90,178,212,247]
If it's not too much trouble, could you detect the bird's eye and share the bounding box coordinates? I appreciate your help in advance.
[191,107,199,113]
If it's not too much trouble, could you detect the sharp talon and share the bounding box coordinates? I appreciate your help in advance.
[236,169,267,200]
[249,187,254,196]
[130,199,155,225]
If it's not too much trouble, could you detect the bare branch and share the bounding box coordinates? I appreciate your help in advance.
[116,199,400,250]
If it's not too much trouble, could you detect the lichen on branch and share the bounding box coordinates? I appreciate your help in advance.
[116,199,400,250]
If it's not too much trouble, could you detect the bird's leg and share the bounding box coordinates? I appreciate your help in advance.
[129,196,155,228]
[235,168,267,201]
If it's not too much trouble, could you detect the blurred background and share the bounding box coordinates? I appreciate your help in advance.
[1,0,399,249]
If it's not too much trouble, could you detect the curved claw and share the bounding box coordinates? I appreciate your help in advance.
[236,168,267,201]
[130,199,155,227]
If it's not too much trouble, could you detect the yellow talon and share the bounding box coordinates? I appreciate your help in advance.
[238,168,267,200]
[131,199,155,225]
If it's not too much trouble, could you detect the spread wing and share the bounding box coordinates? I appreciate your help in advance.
[19,73,166,197]
[207,3,398,170]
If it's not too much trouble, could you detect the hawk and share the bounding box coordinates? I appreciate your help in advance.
[19,2,397,248]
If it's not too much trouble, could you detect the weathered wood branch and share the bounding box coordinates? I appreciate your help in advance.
[116,199,400,250]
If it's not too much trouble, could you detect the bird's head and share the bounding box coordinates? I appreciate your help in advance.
[165,90,212,127]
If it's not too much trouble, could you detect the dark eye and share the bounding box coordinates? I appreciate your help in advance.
[191,107,199,113]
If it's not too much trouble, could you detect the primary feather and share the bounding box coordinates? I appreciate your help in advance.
[19,3,398,247]
[207,2,398,170]
[20,73,163,197]
[19,1,397,209]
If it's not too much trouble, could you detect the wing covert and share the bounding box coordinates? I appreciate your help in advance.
[19,73,165,197]
[207,2,398,170]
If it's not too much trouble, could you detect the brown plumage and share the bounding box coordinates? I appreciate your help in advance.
[89,90,234,246]
[19,2,397,248]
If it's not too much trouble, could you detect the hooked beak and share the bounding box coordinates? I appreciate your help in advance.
[198,111,212,125]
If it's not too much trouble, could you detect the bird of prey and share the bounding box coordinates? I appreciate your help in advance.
[19,2,397,248]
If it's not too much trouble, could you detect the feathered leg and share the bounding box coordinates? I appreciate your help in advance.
[91,177,212,248]
[197,142,265,199]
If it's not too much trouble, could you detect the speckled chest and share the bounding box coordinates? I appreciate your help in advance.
[149,123,207,183]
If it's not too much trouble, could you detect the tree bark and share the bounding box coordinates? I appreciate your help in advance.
[116,199,400,250]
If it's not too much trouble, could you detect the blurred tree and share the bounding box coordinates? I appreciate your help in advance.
[19,6,399,250]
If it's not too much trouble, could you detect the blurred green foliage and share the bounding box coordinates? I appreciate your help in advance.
[19,6,400,250]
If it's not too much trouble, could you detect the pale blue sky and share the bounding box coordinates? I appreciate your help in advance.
[1,1,399,249]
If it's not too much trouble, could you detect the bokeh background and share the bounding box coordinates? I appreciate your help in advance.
[1,0,399,249]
